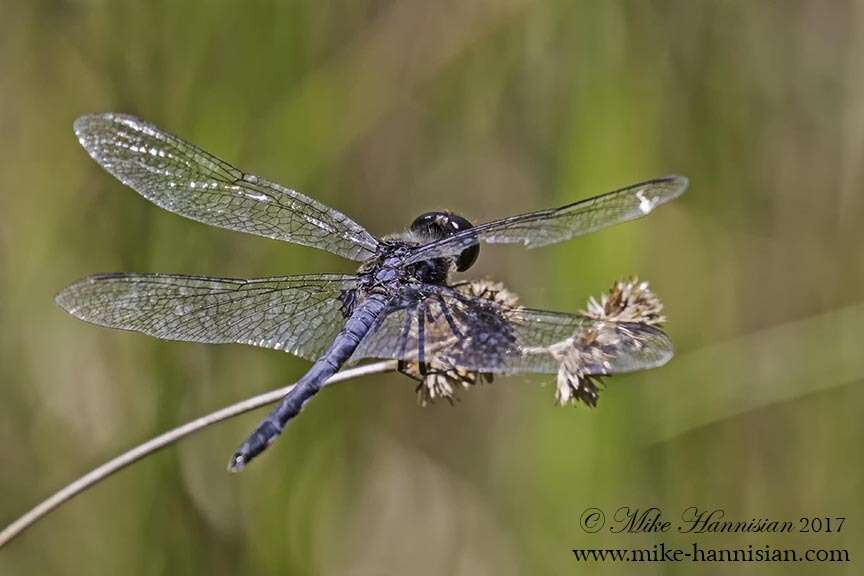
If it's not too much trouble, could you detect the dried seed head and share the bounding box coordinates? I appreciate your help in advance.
[552,277,667,407]
[582,277,665,326]
[456,279,520,308]
[403,364,493,406]
[407,280,518,405]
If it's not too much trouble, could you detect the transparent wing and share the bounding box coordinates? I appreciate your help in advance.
[404,176,687,265]
[56,273,357,360]
[74,113,380,261]
[352,285,673,374]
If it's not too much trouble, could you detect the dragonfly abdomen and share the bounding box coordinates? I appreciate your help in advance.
[228,293,390,471]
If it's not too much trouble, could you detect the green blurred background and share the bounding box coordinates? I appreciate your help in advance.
[1,1,862,574]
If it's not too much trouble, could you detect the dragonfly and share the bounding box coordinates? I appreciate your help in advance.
[56,113,687,471]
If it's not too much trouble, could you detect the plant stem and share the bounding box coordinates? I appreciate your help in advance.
[0,360,398,549]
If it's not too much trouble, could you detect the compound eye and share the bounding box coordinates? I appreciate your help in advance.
[445,214,479,271]
[455,242,479,271]
[409,211,479,271]
[409,212,447,240]
[444,214,472,233]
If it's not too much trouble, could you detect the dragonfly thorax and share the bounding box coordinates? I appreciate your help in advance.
[359,242,450,287]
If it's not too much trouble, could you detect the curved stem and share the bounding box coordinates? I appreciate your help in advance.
[0,360,398,549]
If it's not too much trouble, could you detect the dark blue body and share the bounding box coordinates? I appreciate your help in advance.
[228,242,450,471]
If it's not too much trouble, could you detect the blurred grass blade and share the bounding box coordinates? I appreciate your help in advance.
[647,303,864,444]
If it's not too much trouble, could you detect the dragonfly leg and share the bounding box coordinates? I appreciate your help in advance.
[397,360,423,382]
[416,302,427,372]
[434,293,464,340]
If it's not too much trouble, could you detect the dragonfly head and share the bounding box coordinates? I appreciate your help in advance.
[410,211,479,272]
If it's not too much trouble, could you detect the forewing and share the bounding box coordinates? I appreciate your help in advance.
[74,113,380,261]
[404,176,687,264]
[56,273,356,360]
[352,286,673,374]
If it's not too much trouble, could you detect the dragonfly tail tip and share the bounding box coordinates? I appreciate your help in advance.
[227,453,248,473]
